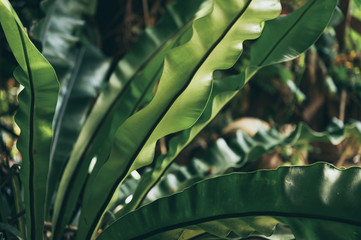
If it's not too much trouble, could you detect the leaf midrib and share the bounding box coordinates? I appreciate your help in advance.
[257,0,315,66]
[128,211,361,240]
[16,22,36,240]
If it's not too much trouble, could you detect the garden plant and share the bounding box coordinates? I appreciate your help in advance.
[1,0,361,239]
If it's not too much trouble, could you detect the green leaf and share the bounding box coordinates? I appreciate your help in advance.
[51,0,213,238]
[0,222,24,240]
[249,0,337,72]
[118,117,361,217]
[31,0,98,66]
[114,74,246,218]
[118,0,338,219]
[0,1,59,239]
[76,1,281,239]
[98,163,361,240]
[46,45,110,215]
[31,0,111,215]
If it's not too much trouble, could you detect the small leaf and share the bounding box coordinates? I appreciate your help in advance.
[0,223,24,240]
[250,0,337,69]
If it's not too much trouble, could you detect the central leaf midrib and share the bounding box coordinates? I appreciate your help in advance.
[257,0,315,66]
[17,22,36,240]
[86,0,253,238]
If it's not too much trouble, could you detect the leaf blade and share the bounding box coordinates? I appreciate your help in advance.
[51,0,213,238]
[0,1,59,239]
[98,163,361,240]
[250,0,338,68]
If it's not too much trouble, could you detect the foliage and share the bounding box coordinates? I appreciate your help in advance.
[2,0,360,239]
[99,163,361,240]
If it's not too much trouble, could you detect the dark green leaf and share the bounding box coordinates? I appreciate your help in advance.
[119,118,361,216]
[30,0,111,214]
[98,163,361,240]
[0,223,24,240]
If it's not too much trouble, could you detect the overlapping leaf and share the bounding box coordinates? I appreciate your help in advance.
[0,1,59,239]
[145,119,361,204]
[30,0,111,213]
[98,163,361,240]
[118,0,337,218]
[113,118,360,218]
[75,0,281,239]
[51,0,213,238]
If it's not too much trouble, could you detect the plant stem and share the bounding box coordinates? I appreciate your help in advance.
[335,0,351,52]
[339,89,347,122]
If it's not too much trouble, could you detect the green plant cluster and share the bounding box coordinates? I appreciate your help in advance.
[1,0,361,240]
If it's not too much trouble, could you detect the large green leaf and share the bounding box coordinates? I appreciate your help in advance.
[75,1,281,239]
[0,1,59,239]
[143,119,361,204]
[118,0,338,219]
[116,117,360,218]
[98,163,361,240]
[31,0,111,215]
[51,0,212,238]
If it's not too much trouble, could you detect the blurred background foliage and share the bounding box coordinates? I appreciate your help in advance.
[1,0,361,238]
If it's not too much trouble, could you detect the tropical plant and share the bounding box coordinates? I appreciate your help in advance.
[2,0,361,239]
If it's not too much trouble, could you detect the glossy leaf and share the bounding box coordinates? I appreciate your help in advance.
[0,1,59,239]
[249,0,337,71]
[150,119,361,201]
[119,0,338,219]
[118,117,361,216]
[98,163,361,240]
[76,0,281,239]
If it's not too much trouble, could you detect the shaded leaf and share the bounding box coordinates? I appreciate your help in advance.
[118,0,338,219]
[31,0,111,213]
[52,0,213,238]
[0,222,24,240]
[98,163,361,240]
[118,118,361,213]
